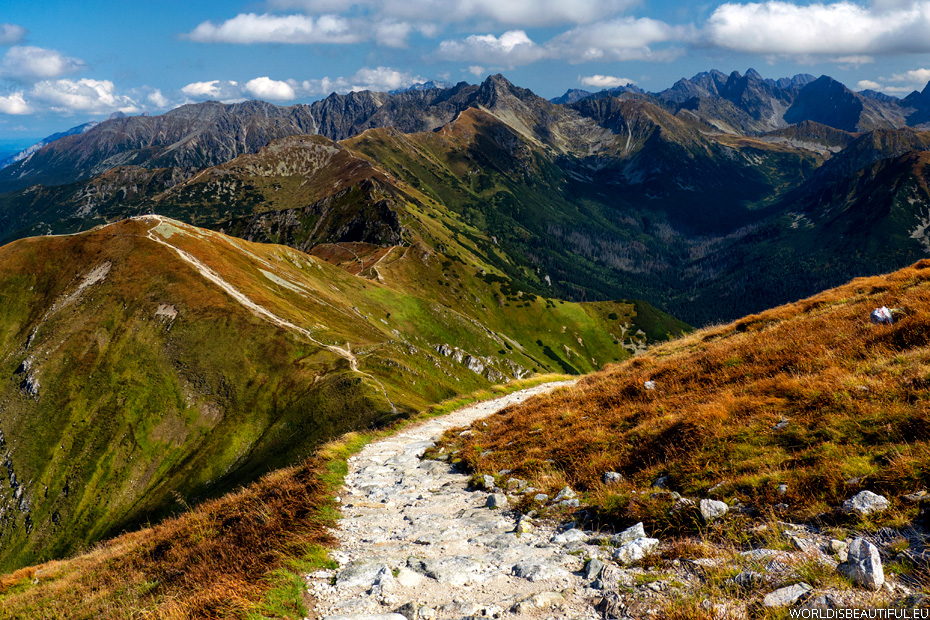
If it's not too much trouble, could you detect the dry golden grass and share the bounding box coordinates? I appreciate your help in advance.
[0,457,334,619]
[443,259,930,533]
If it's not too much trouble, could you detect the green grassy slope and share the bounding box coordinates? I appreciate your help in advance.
[0,215,685,571]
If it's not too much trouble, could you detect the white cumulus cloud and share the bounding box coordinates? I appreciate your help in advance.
[549,17,688,63]
[244,76,296,100]
[437,30,546,67]
[0,92,31,115]
[468,65,486,76]
[270,0,639,26]
[705,1,930,57]
[374,20,415,48]
[1,46,85,82]
[0,23,27,45]
[580,75,636,89]
[146,89,171,108]
[888,68,930,84]
[301,66,427,94]
[847,67,930,95]
[180,80,243,101]
[186,13,360,44]
[30,79,140,114]
[437,18,683,67]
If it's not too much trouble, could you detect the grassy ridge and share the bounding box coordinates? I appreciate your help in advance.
[0,375,567,619]
[438,259,930,532]
[0,216,677,572]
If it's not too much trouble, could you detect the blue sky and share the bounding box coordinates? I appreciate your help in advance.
[2,0,930,139]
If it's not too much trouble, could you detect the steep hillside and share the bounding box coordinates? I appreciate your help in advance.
[344,105,821,318]
[441,258,930,527]
[0,215,683,571]
[666,148,930,325]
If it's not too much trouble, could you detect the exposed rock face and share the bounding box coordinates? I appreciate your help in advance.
[0,100,321,192]
[785,76,905,132]
[485,493,508,509]
[14,359,39,399]
[839,538,885,591]
[611,522,646,546]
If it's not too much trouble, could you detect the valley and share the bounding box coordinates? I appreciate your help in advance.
[0,67,929,618]
[2,73,930,326]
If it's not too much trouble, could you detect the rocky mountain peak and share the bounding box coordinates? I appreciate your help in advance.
[784,76,865,132]
[475,74,538,107]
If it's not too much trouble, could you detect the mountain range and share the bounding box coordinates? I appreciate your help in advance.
[2,71,930,327]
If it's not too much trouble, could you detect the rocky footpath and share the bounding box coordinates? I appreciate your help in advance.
[306,381,614,619]
[306,383,928,619]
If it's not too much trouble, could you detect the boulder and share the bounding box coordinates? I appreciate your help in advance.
[842,490,889,516]
[610,522,646,546]
[839,538,884,590]
[603,471,623,485]
[699,499,728,522]
[514,515,533,534]
[394,567,423,587]
[870,307,894,325]
[554,486,577,501]
[394,602,435,620]
[485,493,508,509]
[550,528,588,544]
[800,594,840,612]
[335,560,393,589]
[730,571,764,589]
[762,583,812,608]
[512,591,564,613]
[512,559,570,582]
[612,537,659,565]
[584,557,606,580]
[407,556,490,586]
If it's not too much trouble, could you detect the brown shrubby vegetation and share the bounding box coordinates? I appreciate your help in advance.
[442,259,930,533]
[0,457,334,619]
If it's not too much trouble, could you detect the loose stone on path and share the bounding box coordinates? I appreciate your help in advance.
[308,381,615,619]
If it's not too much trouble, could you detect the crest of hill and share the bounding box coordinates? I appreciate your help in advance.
[0,213,684,572]
[441,258,930,533]
[761,120,857,149]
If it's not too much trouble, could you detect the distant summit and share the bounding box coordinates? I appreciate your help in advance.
[0,120,99,170]
[551,84,644,104]
[389,80,453,94]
